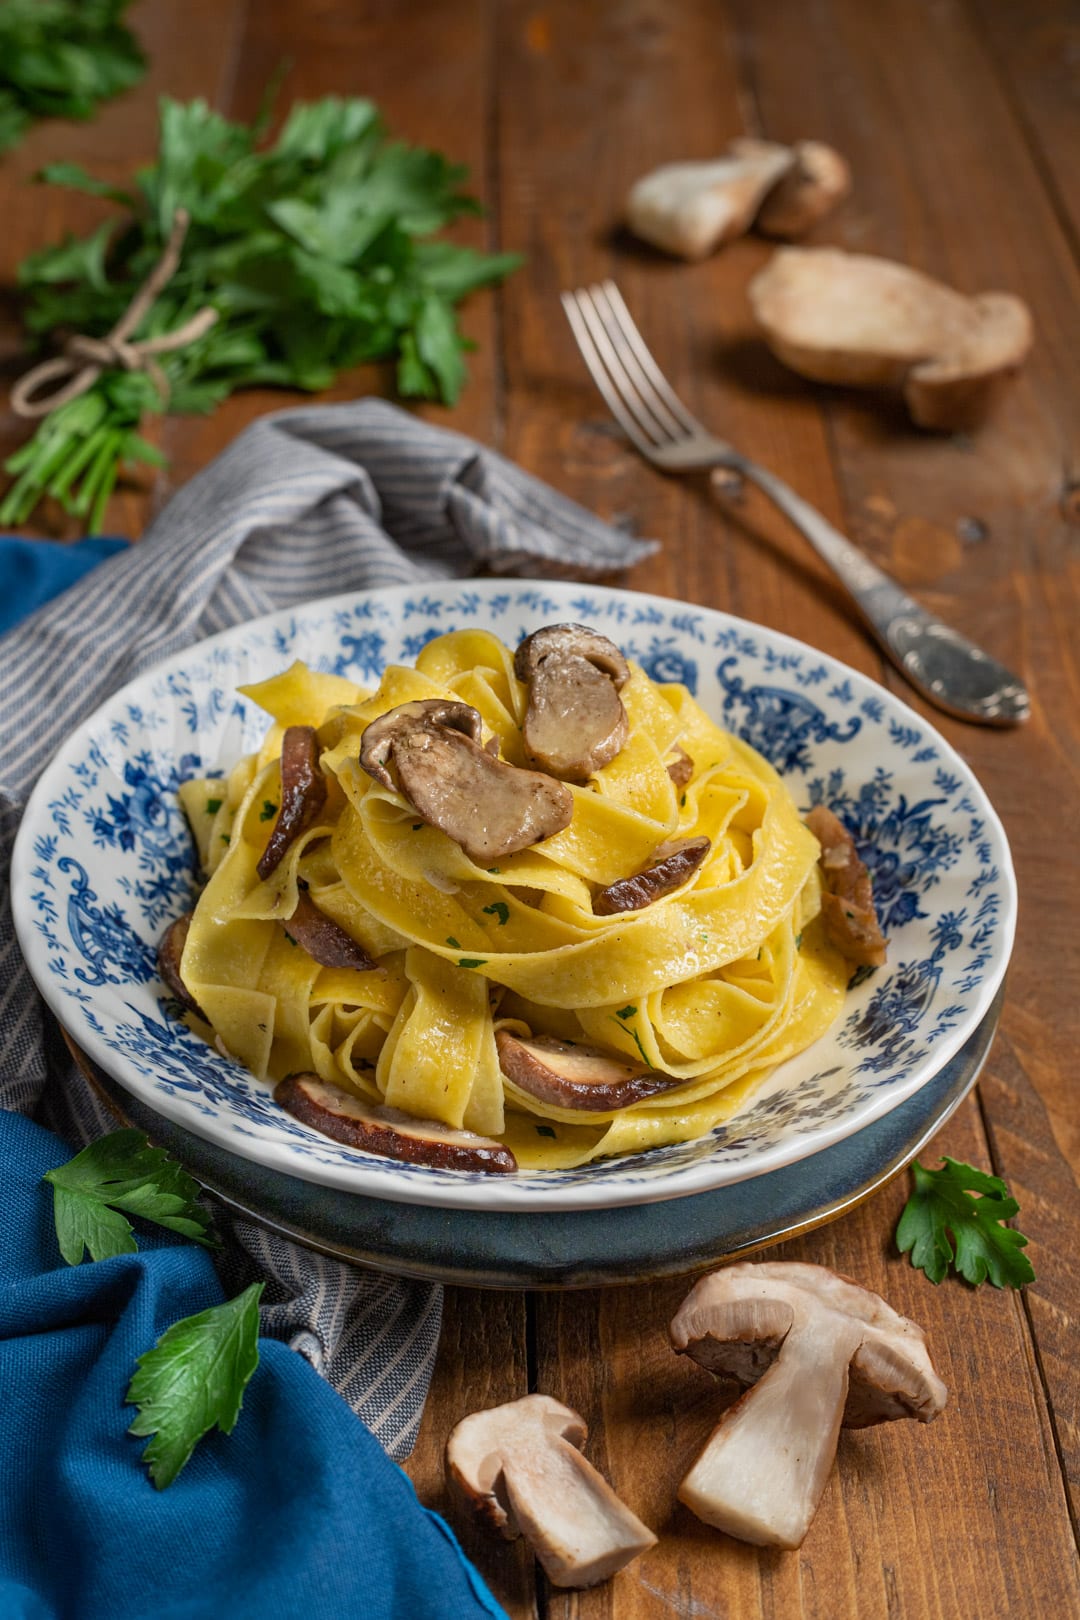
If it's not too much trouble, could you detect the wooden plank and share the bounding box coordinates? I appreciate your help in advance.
[153,0,503,523]
[730,0,1080,1544]
[406,1288,538,1620]
[968,0,1080,256]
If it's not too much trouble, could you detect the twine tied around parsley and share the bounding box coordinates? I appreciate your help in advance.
[10,208,217,419]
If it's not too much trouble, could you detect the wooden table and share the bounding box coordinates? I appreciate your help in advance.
[3,2,1077,1614]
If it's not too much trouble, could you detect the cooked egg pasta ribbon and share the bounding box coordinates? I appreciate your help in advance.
[178,632,849,1166]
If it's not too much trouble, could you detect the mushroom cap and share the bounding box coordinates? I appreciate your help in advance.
[671,1260,947,1426]
[359,699,484,789]
[749,248,1033,429]
[514,624,629,688]
[514,624,631,783]
[752,140,852,239]
[358,696,573,864]
[275,1073,517,1173]
[626,142,795,259]
[592,835,711,917]
[495,1029,684,1111]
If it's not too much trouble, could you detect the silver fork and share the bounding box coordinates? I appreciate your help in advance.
[562,280,1029,727]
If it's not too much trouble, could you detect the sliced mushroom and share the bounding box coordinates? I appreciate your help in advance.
[446,1394,656,1588]
[359,698,573,865]
[285,884,377,971]
[593,835,710,916]
[749,248,1034,431]
[157,913,205,1019]
[665,745,694,789]
[805,805,887,968]
[257,725,327,880]
[752,140,852,239]
[625,138,849,259]
[626,141,795,259]
[274,1073,517,1173]
[514,624,630,782]
[670,1261,947,1549]
[496,1030,684,1111]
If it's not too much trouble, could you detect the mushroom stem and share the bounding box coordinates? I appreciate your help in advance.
[679,1317,854,1548]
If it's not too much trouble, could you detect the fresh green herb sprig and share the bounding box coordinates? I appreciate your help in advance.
[127,1281,263,1489]
[44,1127,219,1263]
[45,1130,262,1487]
[896,1156,1035,1289]
[0,0,145,156]
[4,91,521,529]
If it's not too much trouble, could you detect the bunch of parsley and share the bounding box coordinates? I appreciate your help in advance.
[0,0,145,154]
[3,93,519,530]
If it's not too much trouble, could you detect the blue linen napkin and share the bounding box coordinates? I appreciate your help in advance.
[0,1108,506,1620]
[0,535,128,635]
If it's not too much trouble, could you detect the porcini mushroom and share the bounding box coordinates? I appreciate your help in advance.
[285,883,378,971]
[626,139,850,259]
[496,1030,684,1111]
[749,248,1034,430]
[275,1073,517,1173]
[593,835,710,916]
[753,140,852,239]
[446,1394,656,1588]
[514,624,630,782]
[359,698,573,865]
[670,1261,947,1549]
[157,912,205,1019]
[626,141,795,259]
[804,804,887,968]
[258,725,327,879]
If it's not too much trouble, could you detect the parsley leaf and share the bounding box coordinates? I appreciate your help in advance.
[896,1157,1035,1289]
[457,957,487,970]
[43,1129,218,1265]
[205,797,223,814]
[482,901,509,926]
[2,90,520,531]
[0,0,145,156]
[259,799,277,821]
[126,1281,263,1488]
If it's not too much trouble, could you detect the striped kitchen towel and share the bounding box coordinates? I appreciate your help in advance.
[0,398,655,1457]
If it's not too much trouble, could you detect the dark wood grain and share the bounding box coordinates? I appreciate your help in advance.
[2,1,1077,1615]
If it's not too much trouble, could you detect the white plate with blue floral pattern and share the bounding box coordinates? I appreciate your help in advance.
[12,580,1016,1212]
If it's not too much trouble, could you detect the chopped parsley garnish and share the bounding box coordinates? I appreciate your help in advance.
[535,1125,557,1139]
[795,932,803,951]
[483,902,510,926]
[259,800,277,821]
[446,936,461,949]
[220,834,230,845]
[205,797,222,815]
[411,823,424,831]
[458,958,487,970]
[615,1005,637,1020]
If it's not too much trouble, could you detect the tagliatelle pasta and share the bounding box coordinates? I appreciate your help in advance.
[175,628,851,1170]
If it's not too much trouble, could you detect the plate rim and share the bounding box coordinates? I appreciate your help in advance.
[62,987,1001,1288]
[13,578,1018,1211]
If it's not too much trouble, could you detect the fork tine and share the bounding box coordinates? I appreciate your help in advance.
[587,283,693,441]
[561,290,665,456]
[597,281,704,436]
[572,287,681,447]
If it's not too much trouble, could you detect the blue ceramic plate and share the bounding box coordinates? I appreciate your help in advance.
[13,581,1016,1212]
[68,991,1000,1288]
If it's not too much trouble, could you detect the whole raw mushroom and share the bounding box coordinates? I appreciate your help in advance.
[749,247,1033,431]
[670,1261,948,1548]
[446,1393,656,1588]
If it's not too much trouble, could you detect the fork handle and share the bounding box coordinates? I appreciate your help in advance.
[718,455,1029,727]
